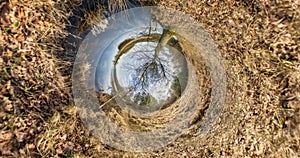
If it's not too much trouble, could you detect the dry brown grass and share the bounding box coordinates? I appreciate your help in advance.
[0,0,299,157]
[153,0,299,157]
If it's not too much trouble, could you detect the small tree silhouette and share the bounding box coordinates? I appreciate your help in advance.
[114,25,182,110]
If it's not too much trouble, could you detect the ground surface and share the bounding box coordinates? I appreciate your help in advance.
[0,0,299,157]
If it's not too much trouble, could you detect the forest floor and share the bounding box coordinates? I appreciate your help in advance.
[0,0,299,157]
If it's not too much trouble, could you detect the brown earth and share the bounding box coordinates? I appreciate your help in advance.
[0,0,299,157]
